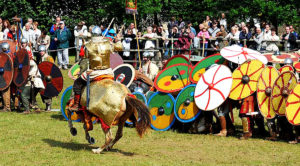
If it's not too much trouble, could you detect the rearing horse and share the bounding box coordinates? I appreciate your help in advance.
[68,79,151,154]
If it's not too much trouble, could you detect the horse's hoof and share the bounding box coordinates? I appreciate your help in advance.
[70,127,77,136]
[88,137,95,144]
[92,148,103,154]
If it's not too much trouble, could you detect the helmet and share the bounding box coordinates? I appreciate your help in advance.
[38,45,47,52]
[284,58,293,65]
[21,38,28,44]
[92,26,102,36]
[1,42,10,51]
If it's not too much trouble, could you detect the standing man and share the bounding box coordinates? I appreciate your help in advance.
[52,21,72,69]
[219,13,227,30]
[22,23,34,47]
[0,43,12,112]
[49,16,61,61]
[282,26,298,51]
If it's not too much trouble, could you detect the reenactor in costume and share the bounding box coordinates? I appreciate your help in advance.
[141,56,159,81]
[0,43,13,112]
[20,38,33,59]
[215,99,235,136]
[69,26,122,112]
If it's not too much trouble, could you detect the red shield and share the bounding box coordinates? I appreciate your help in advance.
[13,49,30,87]
[0,53,14,91]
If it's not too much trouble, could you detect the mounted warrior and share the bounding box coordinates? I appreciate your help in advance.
[67,26,150,154]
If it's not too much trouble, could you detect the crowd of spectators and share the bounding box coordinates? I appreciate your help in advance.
[0,13,299,72]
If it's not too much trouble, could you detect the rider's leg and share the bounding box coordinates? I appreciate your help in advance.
[69,77,86,111]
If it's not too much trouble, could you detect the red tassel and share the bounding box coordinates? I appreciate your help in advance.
[79,46,85,57]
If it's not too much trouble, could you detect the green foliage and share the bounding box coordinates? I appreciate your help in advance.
[0,0,299,30]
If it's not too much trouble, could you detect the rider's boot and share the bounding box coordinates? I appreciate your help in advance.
[69,94,81,112]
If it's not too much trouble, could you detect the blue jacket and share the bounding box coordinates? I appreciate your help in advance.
[52,27,72,49]
[239,31,252,40]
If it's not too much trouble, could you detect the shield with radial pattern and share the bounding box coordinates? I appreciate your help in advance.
[154,64,190,93]
[174,84,201,123]
[271,71,297,116]
[256,66,279,119]
[163,54,189,69]
[147,92,175,131]
[0,53,13,91]
[194,65,233,111]
[126,92,148,125]
[278,65,294,74]
[263,52,299,64]
[13,48,30,87]
[113,64,135,87]
[229,60,265,100]
[294,62,300,73]
[189,53,226,83]
[68,62,80,80]
[38,62,63,98]
[286,83,300,125]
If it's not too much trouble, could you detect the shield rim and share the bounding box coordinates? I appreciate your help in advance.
[154,63,191,93]
[285,83,300,126]
[278,65,294,73]
[68,62,80,80]
[60,86,81,122]
[147,92,175,131]
[162,54,189,69]
[271,71,297,116]
[174,84,201,123]
[189,53,223,83]
[113,64,135,87]
[256,66,279,119]
[0,52,14,91]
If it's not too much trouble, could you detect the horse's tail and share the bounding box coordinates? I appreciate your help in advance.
[125,96,151,138]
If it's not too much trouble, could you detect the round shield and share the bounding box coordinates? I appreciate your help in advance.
[195,65,233,110]
[0,53,14,91]
[278,65,294,74]
[68,62,80,80]
[220,45,268,64]
[271,71,297,116]
[38,62,63,98]
[154,64,190,93]
[294,62,300,73]
[256,66,279,119]
[126,92,147,125]
[0,40,17,54]
[189,53,225,83]
[163,54,189,69]
[13,48,30,87]
[174,84,201,123]
[229,60,265,100]
[147,92,175,131]
[61,86,81,122]
[263,52,299,64]
[110,53,124,69]
[286,83,300,125]
[113,64,135,87]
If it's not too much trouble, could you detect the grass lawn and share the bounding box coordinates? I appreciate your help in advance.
[0,56,299,165]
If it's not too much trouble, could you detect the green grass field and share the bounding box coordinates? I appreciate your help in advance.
[0,56,299,166]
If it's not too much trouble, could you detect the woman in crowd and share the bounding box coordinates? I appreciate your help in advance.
[3,20,11,39]
[197,26,210,56]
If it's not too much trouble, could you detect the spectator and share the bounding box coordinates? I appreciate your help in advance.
[22,22,34,44]
[187,21,196,36]
[49,16,61,61]
[281,26,297,51]
[87,25,95,38]
[197,26,210,57]
[219,13,227,30]
[126,23,137,35]
[290,25,299,39]
[239,26,251,47]
[203,15,212,28]
[225,27,240,45]
[7,25,17,41]
[52,21,72,69]
[262,24,271,49]
[158,24,170,59]
[265,28,280,52]
[123,28,136,62]
[3,20,10,39]
[178,17,185,31]
[208,22,220,38]
[168,17,178,34]
[253,27,264,51]
[22,18,34,31]
[37,30,51,50]
[32,21,41,50]
[152,24,158,34]
[142,26,156,57]
[174,27,194,55]
[0,17,3,32]
[212,25,228,49]
[74,21,88,61]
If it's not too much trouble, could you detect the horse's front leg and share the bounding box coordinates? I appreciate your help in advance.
[92,128,112,154]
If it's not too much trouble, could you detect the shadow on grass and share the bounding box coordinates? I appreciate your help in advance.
[50,114,66,121]
[43,138,135,156]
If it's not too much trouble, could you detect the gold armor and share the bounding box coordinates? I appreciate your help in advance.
[85,37,123,70]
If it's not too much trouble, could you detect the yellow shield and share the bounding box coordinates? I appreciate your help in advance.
[271,71,297,116]
[229,60,265,100]
[257,66,279,119]
[286,83,300,125]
